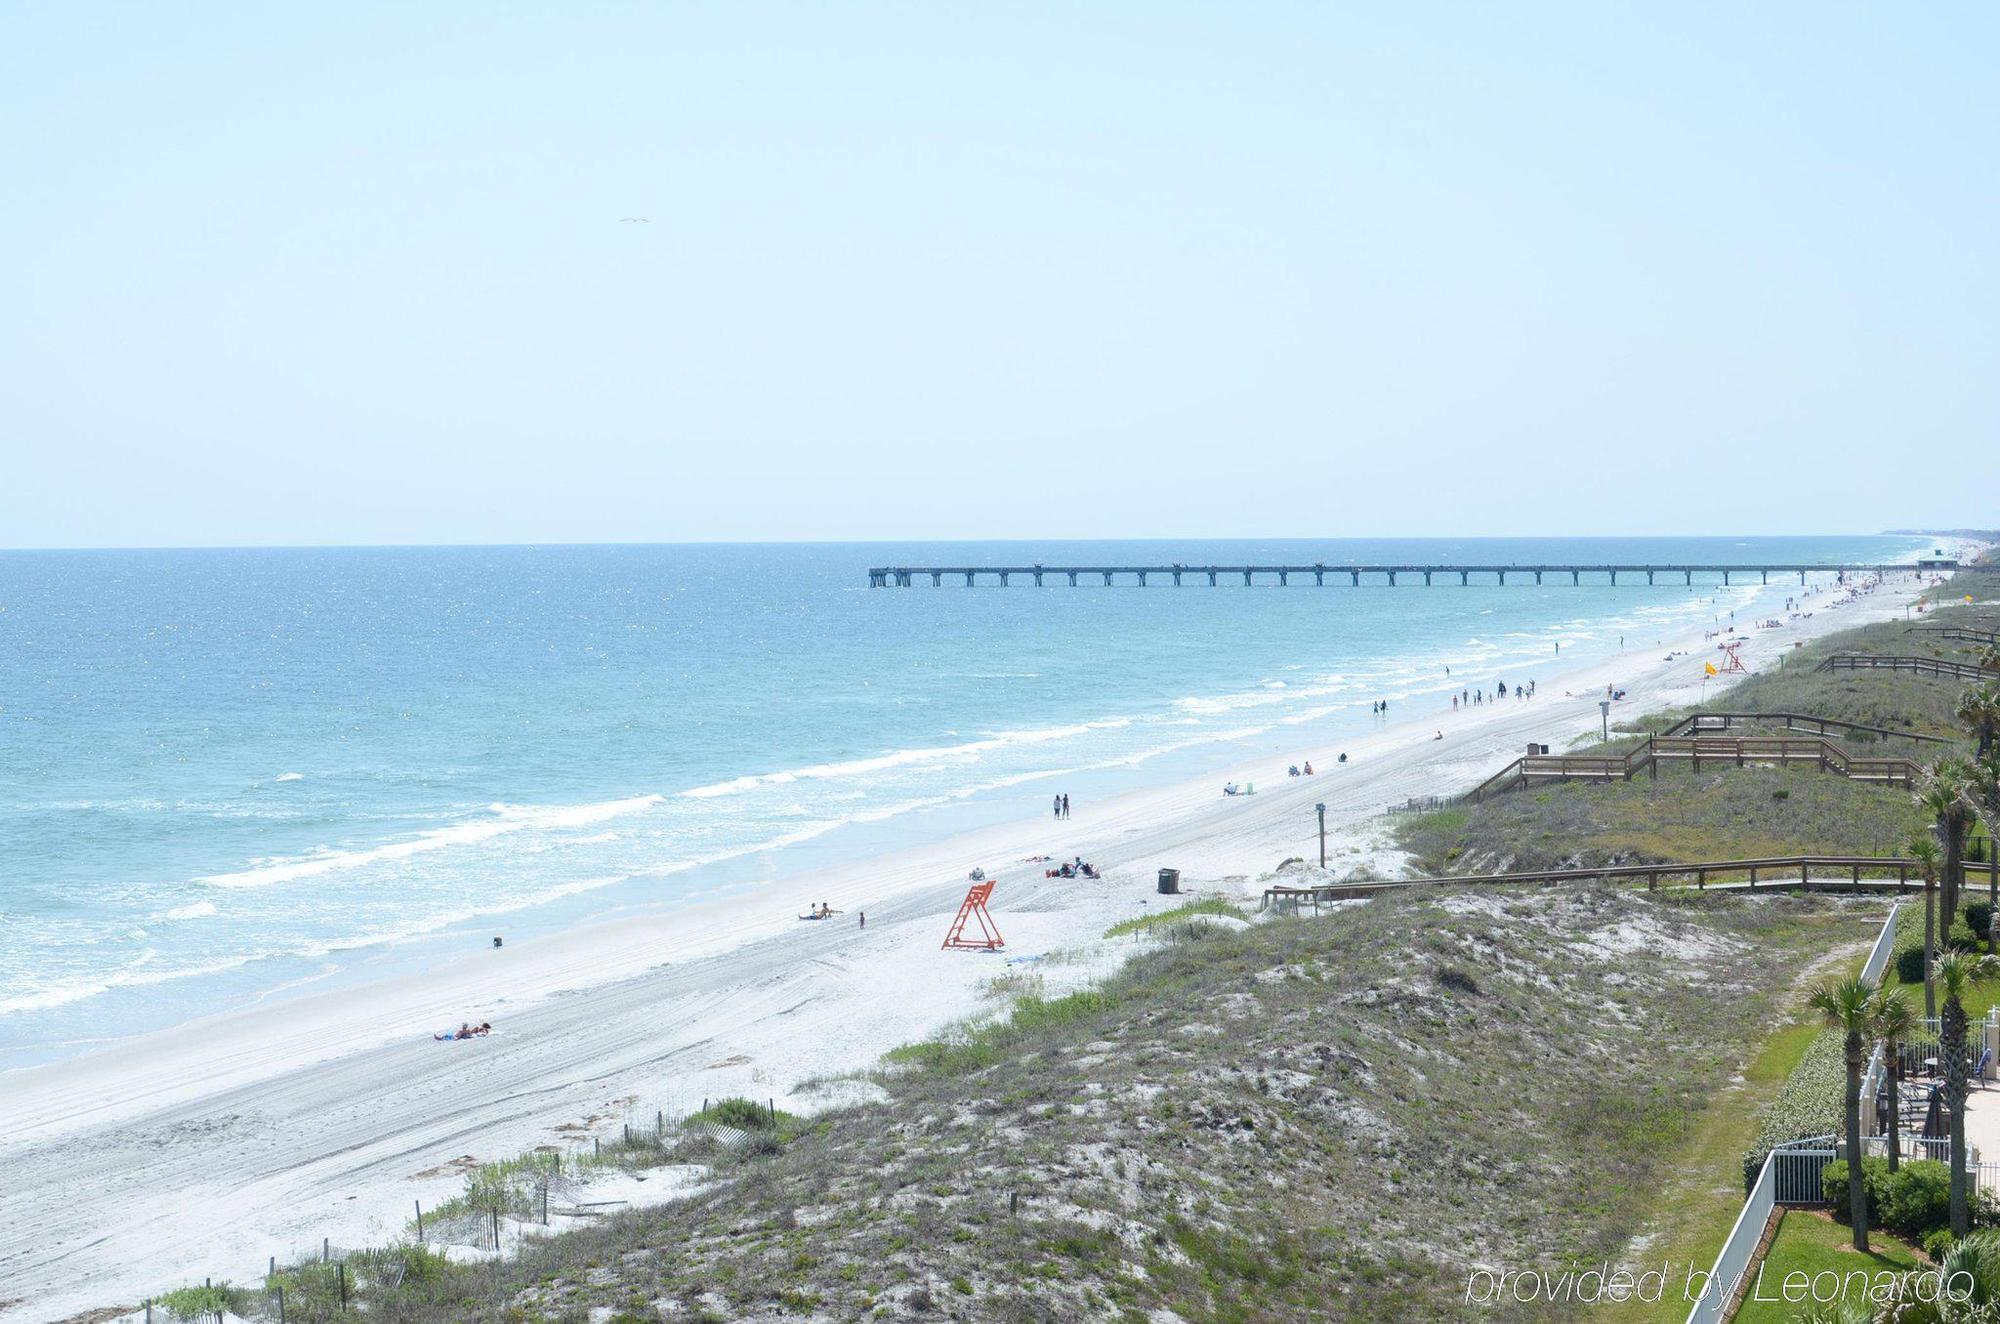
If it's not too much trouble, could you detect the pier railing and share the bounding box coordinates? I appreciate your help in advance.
[868,562,1949,589]
[1814,654,1997,681]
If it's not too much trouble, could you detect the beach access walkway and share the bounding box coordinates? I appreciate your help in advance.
[1260,852,2000,912]
[1814,654,1997,681]
[1459,709,1943,802]
[1906,624,2000,647]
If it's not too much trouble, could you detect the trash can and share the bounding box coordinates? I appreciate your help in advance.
[1157,868,1180,895]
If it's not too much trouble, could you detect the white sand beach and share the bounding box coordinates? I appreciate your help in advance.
[0,569,1950,1321]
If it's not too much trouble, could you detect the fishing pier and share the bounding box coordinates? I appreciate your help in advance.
[866,561,1955,589]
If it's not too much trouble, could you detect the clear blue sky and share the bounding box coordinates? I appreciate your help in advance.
[3,4,1994,547]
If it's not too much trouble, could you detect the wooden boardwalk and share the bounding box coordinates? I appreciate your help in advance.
[868,562,1945,588]
[1459,710,1943,803]
[1814,654,1997,681]
[1261,852,2000,910]
[1906,625,2000,646]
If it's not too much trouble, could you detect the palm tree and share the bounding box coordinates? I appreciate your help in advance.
[1960,683,2000,759]
[1969,755,2000,956]
[1870,987,1916,1173]
[1913,834,1943,1018]
[1934,952,2000,1237]
[1921,761,1976,928]
[1937,1228,2000,1306]
[1810,973,1880,1250]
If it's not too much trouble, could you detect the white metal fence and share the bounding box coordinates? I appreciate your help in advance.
[1687,1148,1777,1324]
[1688,904,1901,1324]
[1861,901,1902,983]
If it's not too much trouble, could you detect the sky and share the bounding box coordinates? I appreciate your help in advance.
[2,4,1996,548]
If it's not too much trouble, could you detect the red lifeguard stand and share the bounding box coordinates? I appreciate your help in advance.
[1719,640,1748,675]
[942,881,1005,951]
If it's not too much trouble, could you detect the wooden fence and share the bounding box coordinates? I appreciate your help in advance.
[1905,624,2000,646]
[1814,654,1996,681]
[1462,730,1921,802]
[1260,853,2000,910]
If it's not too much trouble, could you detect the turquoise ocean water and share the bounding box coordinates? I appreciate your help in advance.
[0,535,1923,1068]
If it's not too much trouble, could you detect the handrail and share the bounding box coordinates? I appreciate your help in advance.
[1905,625,2000,645]
[1461,731,1921,803]
[1657,711,1951,745]
[1260,855,2000,907]
[1815,654,1997,680]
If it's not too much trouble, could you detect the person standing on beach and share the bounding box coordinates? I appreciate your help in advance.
[1061,793,1070,819]
[1053,794,1061,820]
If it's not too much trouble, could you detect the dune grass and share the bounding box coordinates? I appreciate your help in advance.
[325,887,1866,1322]
[1102,897,1242,939]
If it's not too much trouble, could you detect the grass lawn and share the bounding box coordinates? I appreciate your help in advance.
[1597,911,1878,1324]
[1731,1210,1923,1324]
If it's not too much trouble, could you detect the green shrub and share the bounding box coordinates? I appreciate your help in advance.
[1752,1030,1845,1163]
[1882,1159,1952,1237]
[1898,944,1929,985]
[1821,1156,1892,1223]
[699,1097,779,1131]
[155,1284,242,1321]
[1924,1227,1957,1262]
[1969,903,1994,939]
[1947,921,1981,952]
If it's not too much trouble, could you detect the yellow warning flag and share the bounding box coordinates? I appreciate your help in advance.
[1704,662,1718,676]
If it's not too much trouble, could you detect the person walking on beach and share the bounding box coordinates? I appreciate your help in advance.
[1053,794,1061,820]
[1061,793,1070,819]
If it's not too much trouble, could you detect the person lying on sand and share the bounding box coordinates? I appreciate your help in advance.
[434,1022,489,1041]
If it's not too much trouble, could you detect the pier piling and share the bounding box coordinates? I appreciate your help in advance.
[865,561,1959,589]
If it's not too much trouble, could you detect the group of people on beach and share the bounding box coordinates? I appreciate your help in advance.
[433,1021,491,1041]
[1286,761,1315,777]
[1450,679,1535,712]
[1045,855,1098,879]
[1051,793,1071,819]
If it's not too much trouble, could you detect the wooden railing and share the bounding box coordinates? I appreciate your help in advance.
[1261,853,2000,909]
[1906,625,2000,646]
[1461,730,1921,802]
[1658,710,1950,744]
[1815,654,1996,681]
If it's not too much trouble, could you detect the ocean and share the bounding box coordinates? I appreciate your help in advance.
[0,535,1925,1068]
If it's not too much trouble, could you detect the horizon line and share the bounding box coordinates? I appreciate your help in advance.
[0,530,1961,555]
